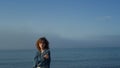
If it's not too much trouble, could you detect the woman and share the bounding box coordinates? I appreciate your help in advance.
[33,37,51,68]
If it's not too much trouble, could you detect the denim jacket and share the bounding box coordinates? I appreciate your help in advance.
[33,49,51,68]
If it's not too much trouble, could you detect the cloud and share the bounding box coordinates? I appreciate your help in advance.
[96,16,112,21]
[105,16,112,19]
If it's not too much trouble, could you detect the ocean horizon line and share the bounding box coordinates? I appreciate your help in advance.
[0,46,120,51]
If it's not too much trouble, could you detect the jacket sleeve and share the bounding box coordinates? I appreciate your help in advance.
[33,52,39,67]
[38,49,51,66]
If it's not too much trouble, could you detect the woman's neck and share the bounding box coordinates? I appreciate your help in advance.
[41,49,45,53]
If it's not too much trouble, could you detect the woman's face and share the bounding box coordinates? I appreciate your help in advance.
[39,43,44,49]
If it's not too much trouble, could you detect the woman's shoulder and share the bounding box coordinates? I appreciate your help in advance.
[45,49,50,52]
[36,51,42,55]
[44,49,50,53]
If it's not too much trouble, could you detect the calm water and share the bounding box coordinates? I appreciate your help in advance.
[0,47,120,68]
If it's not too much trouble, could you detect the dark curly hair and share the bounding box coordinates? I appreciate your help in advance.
[36,37,49,51]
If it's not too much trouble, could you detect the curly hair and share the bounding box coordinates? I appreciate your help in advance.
[36,37,49,51]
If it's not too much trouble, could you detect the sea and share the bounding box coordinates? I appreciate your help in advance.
[0,47,120,68]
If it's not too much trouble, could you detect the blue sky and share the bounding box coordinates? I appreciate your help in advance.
[0,0,120,49]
